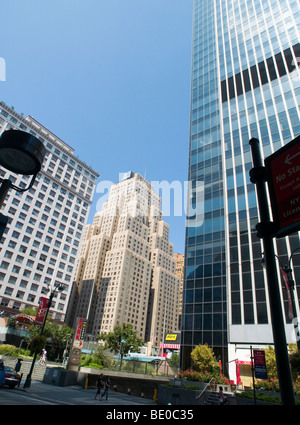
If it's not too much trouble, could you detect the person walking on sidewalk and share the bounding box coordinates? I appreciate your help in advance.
[100,376,111,401]
[38,348,47,366]
[94,374,104,400]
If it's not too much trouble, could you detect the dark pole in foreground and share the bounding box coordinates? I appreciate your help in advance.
[249,138,295,406]
[23,293,54,388]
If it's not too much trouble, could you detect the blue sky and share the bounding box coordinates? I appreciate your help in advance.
[1,0,193,254]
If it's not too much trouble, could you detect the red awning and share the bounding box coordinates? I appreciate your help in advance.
[14,314,35,324]
[160,344,180,349]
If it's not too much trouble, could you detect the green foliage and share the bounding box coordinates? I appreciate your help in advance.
[167,353,180,369]
[98,323,144,357]
[264,346,278,379]
[190,344,217,373]
[179,369,225,383]
[0,344,30,358]
[236,391,283,404]
[255,378,280,392]
[25,320,73,357]
[7,316,17,328]
[21,306,39,316]
[80,354,104,369]
[29,335,47,353]
[80,345,112,369]
[289,351,300,381]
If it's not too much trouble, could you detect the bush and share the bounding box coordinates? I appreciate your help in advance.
[236,391,282,404]
[290,351,300,381]
[0,344,31,358]
[190,344,217,373]
[255,377,300,396]
[178,369,225,383]
[255,378,280,392]
[80,354,103,369]
[29,335,47,354]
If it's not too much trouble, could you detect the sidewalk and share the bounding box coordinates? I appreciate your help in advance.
[17,380,155,405]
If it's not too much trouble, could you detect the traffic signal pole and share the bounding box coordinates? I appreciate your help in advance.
[249,138,295,406]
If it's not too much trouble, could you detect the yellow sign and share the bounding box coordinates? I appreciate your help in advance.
[165,334,178,341]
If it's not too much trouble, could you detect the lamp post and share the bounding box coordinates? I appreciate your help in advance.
[23,282,65,388]
[261,247,300,351]
[0,129,46,236]
[117,339,126,371]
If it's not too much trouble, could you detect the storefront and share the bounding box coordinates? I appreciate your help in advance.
[160,332,180,358]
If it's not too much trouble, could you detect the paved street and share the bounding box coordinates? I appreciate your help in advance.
[0,380,155,405]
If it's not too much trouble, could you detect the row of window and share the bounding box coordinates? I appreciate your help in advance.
[221,43,300,103]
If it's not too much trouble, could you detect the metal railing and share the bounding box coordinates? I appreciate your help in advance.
[196,377,217,405]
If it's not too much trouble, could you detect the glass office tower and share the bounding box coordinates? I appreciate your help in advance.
[181,0,300,379]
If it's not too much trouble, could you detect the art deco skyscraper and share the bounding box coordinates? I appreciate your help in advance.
[181,0,300,379]
[0,102,98,322]
[67,172,180,348]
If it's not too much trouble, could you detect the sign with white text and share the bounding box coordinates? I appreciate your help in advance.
[253,349,268,380]
[35,297,49,326]
[265,135,300,237]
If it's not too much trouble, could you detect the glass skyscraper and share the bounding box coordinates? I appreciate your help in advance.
[181,0,300,381]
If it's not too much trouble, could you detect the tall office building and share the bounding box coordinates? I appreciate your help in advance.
[66,172,180,348]
[0,102,98,322]
[181,0,300,383]
[173,253,184,327]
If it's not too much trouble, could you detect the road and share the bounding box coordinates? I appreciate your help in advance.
[0,380,155,405]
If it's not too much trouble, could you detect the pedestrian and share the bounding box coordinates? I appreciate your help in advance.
[15,358,22,373]
[218,386,228,405]
[100,376,111,401]
[94,373,104,399]
[38,348,47,366]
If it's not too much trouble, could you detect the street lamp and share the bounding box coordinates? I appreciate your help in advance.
[117,339,126,371]
[23,282,65,388]
[261,249,300,351]
[0,129,46,236]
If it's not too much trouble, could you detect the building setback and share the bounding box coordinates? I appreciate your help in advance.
[66,172,180,348]
[0,102,98,322]
[181,0,300,384]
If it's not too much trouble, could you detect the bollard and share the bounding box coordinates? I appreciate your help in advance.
[127,388,131,395]
[153,389,157,403]
[114,385,117,392]
[141,392,144,398]
[84,377,88,390]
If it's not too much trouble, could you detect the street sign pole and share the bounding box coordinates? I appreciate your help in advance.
[249,138,295,406]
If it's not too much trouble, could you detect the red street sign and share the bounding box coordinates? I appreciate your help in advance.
[265,135,300,238]
[253,350,268,380]
[73,317,86,348]
[35,297,49,326]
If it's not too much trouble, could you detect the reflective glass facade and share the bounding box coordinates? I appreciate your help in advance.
[181,0,300,371]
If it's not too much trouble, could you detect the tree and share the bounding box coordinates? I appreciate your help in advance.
[264,346,278,379]
[48,322,73,360]
[190,344,217,373]
[289,351,300,382]
[98,323,144,367]
[26,320,73,360]
[167,352,180,370]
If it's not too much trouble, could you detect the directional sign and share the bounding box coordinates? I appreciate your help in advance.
[265,135,300,238]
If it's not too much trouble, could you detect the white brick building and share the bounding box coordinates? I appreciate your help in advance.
[0,102,98,322]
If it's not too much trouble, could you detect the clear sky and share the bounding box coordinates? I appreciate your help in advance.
[1,0,193,254]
